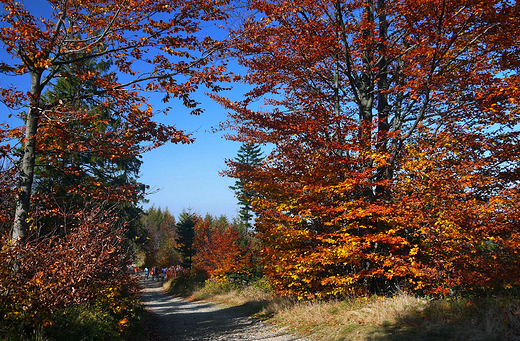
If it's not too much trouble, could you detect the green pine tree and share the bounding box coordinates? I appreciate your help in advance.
[33,58,147,240]
[175,211,197,269]
[229,143,263,231]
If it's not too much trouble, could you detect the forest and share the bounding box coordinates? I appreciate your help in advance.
[0,0,519,339]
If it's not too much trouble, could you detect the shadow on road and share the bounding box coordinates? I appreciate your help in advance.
[139,279,292,341]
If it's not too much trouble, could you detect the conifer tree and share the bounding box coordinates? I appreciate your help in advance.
[229,143,263,230]
[33,58,146,238]
[175,211,197,269]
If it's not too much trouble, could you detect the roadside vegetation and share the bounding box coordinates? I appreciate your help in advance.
[167,276,520,341]
[0,286,148,341]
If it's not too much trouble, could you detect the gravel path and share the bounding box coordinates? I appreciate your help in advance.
[140,279,307,341]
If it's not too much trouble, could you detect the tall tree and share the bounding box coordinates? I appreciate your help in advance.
[31,58,146,238]
[175,211,197,269]
[215,0,520,297]
[0,0,230,242]
[228,142,263,230]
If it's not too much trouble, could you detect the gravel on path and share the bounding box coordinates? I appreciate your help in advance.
[139,279,308,341]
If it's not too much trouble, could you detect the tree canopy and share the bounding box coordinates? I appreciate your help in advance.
[217,0,520,298]
[0,0,230,241]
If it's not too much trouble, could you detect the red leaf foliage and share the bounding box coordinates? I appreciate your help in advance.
[0,205,136,321]
[193,216,255,279]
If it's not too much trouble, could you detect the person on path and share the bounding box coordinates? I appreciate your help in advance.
[161,268,167,282]
[154,266,160,281]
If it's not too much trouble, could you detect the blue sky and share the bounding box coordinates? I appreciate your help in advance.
[0,0,250,220]
[138,90,244,219]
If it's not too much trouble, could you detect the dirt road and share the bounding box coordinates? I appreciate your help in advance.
[139,279,307,341]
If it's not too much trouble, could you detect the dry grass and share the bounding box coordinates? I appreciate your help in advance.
[267,293,426,340]
[190,277,274,306]
[187,278,520,341]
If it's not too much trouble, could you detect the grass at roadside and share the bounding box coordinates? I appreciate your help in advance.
[166,276,520,341]
[270,293,520,341]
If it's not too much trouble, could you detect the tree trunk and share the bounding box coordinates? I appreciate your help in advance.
[12,71,43,242]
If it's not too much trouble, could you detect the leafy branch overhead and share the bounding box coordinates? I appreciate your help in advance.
[0,0,231,241]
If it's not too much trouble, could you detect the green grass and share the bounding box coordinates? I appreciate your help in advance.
[165,273,207,297]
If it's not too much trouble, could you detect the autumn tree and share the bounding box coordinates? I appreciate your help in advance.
[217,0,520,297]
[228,142,264,230]
[141,206,180,268]
[193,214,255,279]
[0,0,230,242]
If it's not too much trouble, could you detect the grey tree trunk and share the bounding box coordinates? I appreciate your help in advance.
[11,71,43,242]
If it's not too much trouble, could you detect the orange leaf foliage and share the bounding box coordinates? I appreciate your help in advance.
[0,204,136,321]
[193,215,254,279]
[218,0,520,298]
[0,0,230,240]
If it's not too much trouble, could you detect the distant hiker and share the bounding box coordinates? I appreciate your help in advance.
[144,267,149,280]
[162,268,167,281]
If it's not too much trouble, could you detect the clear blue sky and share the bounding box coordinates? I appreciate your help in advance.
[0,0,250,220]
[138,90,244,219]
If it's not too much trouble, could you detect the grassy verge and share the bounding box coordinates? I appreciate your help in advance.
[167,276,520,341]
[270,293,520,341]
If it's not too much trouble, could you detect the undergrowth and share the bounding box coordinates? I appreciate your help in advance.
[0,287,147,341]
